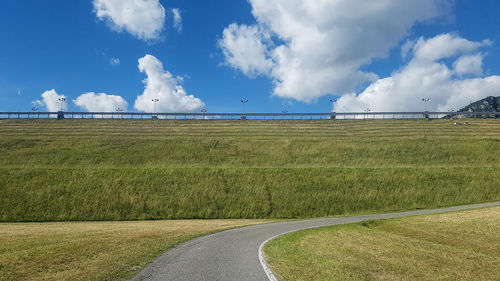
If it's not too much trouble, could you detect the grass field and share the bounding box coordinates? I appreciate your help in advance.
[0,219,272,281]
[264,206,500,281]
[1,119,500,221]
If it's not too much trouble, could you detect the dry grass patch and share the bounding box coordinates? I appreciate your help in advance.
[0,219,273,281]
[265,207,500,281]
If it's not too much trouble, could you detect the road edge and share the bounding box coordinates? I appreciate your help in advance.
[258,202,500,281]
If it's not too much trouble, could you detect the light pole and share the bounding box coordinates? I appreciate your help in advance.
[329,98,337,119]
[57,98,66,119]
[422,98,430,119]
[329,98,337,111]
[115,107,123,119]
[152,98,159,119]
[421,98,431,139]
[58,98,66,111]
[31,106,38,119]
[364,108,371,119]
[281,109,288,119]
[240,99,248,120]
[201,108,208,119]
[448,108,455,120]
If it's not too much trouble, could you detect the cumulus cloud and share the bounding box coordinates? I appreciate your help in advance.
[172,8,182,32]
[134,54,205,112]
[453,54,484,76]
[219,24,273,77]
[93,0,165,41]
[32,89,67,112]
[219,0,451,102]
[73,92,128,112]
[411,34,491,63]
[335,33,500,112]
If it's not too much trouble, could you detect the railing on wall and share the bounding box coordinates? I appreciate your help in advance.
[0,111,499,120]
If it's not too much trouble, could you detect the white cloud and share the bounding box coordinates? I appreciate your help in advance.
[453,54,484,76]
[110,57,120,66]
[219,0,451,102]
[401,39,418,60]
[93,0,165,41]
[31,99,44,109]
[335,33,500,112]
[134,54,205,112]
[172,8,182,32]
[411,33,491,63]
[33,89,67,112]
[73,92,128,112]
[219,23,273,77]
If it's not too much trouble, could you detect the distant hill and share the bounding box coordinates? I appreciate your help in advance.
[450,96,500,119]
[458,96,500,112]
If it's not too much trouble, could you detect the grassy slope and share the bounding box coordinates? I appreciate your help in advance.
[1,119,500,221]
[0,219,273,281]
[265,207,500,281]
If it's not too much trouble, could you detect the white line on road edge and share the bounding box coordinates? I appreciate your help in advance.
[258,233,283,281]
[259,226,327,281]
[258,222,359,281]
[257,202,500,281]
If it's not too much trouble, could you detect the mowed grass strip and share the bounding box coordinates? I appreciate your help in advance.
[0,219,273,281]
[265,207,500,281]
[1,119,500,221]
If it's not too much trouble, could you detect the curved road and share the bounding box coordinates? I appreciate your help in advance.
[132,202,499,281]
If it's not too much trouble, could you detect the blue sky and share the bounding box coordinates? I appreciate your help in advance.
[0,0,499,113]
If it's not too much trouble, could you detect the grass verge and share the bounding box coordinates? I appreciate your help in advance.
[265,206,500,281]
[1,119,500,221]
[0,219,273,281]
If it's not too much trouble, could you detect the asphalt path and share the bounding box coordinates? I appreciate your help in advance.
[132,202,500,281]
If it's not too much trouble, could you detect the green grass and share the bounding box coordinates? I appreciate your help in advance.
[0,219,273,281]
[1,119,499,221]
[264,206,500,281]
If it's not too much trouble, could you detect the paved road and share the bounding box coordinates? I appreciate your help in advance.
[132,202,500,281]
